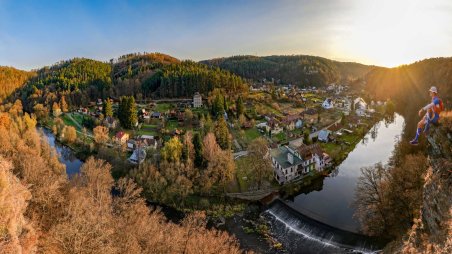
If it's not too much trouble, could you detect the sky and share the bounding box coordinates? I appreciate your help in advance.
[1,0,452,70]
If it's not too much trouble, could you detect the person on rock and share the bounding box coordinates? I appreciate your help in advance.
[410,86,444,145]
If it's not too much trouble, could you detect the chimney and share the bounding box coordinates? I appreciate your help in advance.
[287,152,294,164]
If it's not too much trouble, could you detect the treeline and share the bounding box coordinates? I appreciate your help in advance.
[201,55,375,86]
[365,57,452,110]
[0,101,242,253]
[0,66,34,100]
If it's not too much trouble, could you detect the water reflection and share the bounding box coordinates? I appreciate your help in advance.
[39,127,83,177]
[285,114,405,233]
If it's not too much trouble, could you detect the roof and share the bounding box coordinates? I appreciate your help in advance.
[318,130,330,141]
[270,146,303,169]
[328,123,343,132]
[116,131,128,139]
[282,114,302,124]
[298,143,324,158]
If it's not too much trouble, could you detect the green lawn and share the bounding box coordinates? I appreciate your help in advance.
[271,132,287,143]
[243,128,261,142]
[61,114,82,131]
[154,103,172,112]
[165,120,180,130]
[136,129,158,136]
[235,157,252,192]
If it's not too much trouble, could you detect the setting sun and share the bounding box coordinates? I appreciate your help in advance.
[330,0,452,67]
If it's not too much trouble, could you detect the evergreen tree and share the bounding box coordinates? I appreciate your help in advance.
[127,96,138,128]
[211,94,224,118]
[118,96,137,129]
[236,96,244,117]
[103,99,113,118]
[193,132,204,167]
[215,117,231,150]
[118,96,126,127]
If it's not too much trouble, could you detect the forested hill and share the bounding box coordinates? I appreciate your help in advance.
[200,55,376,87]
[18,53,248,110]
[112,53,247,99]
[365,57,452,109]
[0,66,34,101]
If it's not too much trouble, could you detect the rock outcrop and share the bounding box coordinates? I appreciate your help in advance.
[390,114,451,253]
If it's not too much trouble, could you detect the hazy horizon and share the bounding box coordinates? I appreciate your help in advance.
[1,0,452,70]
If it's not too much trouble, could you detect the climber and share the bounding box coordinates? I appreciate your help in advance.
[410,86,444,145]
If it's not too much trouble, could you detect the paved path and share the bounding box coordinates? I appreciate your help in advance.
[67,113,84,130]
[233,150,248,160]
[226,188,278,201]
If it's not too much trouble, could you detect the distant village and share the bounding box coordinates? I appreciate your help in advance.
[56,80,389,186]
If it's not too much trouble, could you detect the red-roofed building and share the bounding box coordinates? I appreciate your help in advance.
[114,131,129,144]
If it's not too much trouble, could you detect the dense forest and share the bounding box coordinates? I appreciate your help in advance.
[0,101,242,253]
[15,53,247,110]
[0,66,34,100]
[201,55,376,87]
[365,57,452,109]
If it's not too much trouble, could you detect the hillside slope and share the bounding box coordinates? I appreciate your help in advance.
[201,55,376,86]
[365,57,452,109]
[0,66,34,101]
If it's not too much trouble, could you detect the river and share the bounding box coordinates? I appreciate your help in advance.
[40,127,83,176]
[264,114,405,253]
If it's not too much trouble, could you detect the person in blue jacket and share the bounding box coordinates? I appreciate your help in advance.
[410,86,443,145]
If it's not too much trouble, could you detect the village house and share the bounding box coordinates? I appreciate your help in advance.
[127,135,158,151]
[78,107,89,114]
[103,116,117,129]
[318,129,331,142]
[114,131,129,144]
[270,144,332,184]
[193,92,203,108]
[267,118,283,135]
[151,112,162,119]
[128,149,146,164]
[141,109,150,120]
[354,97,368,117]
[281,115,303,131]
[298,144,332,172]
[335,98,352,115]
[322,98,334,109]
[271,145,303,184]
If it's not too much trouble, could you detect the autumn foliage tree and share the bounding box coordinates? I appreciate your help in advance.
[93,125,110,145]
[246,137,273,190]
[353,154,427,238]
[63,126,77,143]
[0,105,243,253]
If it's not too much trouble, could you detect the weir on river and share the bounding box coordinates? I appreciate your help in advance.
[264,114,405,253]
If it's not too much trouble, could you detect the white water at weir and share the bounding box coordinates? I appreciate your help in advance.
[264,201,382,254]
